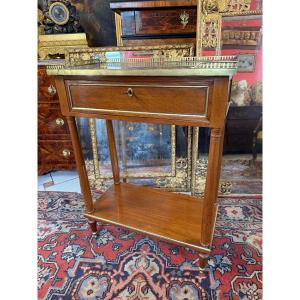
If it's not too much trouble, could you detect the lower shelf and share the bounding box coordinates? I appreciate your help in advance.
[85,183,209,252]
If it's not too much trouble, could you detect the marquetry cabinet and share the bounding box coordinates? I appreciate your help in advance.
[38,63,76,174]
[47,55,237,269]
[110,0,197,46]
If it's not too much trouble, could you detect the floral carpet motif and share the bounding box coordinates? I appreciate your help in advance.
[38,191,262,300]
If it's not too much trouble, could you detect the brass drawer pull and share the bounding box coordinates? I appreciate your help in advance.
[123,87,134,97]
[55,118,65,126]
[48,84,57,95]
[62,149,71,157]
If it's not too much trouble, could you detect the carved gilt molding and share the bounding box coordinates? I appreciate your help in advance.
[222,27,262,48]
[64,44,195,66]
[197,0,223,55]
[199,13,223,54]
[196,0,262,55]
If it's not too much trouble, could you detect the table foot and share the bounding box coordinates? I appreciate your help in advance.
[199,253,209,270]
[88,220,98,235]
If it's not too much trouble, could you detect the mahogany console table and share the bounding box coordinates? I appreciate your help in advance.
[47,56,237,269]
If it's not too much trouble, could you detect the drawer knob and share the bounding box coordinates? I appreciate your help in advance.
[48,84,57,95]
[55,118,65,126]
[123,88,134,97]
[62,149,71,157]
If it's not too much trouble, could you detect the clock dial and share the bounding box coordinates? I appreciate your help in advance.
[49,2,70,25]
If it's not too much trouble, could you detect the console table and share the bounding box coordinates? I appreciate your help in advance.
[47,56,237,269]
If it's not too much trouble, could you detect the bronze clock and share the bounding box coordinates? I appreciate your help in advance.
[40,0,83,34]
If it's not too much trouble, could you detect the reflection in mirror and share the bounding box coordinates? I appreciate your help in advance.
[95,119,174,179]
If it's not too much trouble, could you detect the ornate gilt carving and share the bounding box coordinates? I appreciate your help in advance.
[227,0,251,12]
[202,0,257,15]
[200,13,222,51]
[221,9,262,16]
[197,0,261,55]
[202,0,261,15]
[197,0,223,55]
[155,157,232,195]
[38,33,88,60]
[191,127,199,196]
[89,119,101,179]
[64,44,195,66]
[202,0,228,15]
[222,28,262,48]
[155,158,191,192]
[155,126,192,192]
[193,159,232,196]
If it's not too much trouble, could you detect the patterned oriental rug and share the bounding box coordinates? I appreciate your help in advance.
[38,191,262,300]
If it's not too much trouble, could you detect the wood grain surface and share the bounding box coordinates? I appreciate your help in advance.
[68,81,208,116]
[38,66,76,174]
[85,182,209,252]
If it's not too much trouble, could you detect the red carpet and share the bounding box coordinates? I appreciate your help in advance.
[38,191,262,299]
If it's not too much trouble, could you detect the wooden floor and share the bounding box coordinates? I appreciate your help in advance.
[85,183,209,252]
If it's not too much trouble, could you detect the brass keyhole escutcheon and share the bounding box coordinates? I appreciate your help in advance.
[125,88,134,97]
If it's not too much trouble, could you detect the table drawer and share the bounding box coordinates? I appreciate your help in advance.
[66,81,209,117]
[121,9,197,36]
[38,140,75,163]
[38,106,69,135]
[38,67,59,102]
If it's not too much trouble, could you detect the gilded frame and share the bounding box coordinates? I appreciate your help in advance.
[196,0,262,55]
[89,119,176,181]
